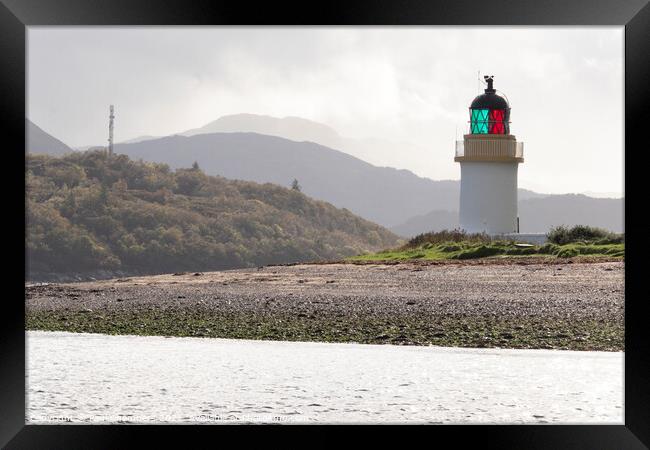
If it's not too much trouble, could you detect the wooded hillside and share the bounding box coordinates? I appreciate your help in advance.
[27,151,398,277]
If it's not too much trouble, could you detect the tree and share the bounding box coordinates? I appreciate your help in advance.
[112,179,128,192]
[291,178,301,192]
[44,163,86,188]
[99,184,109,207]
[175,169,206,196]
[60,190,77,218]
[192,161,201,171]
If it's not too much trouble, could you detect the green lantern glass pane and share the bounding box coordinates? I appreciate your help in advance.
[470,109,489,134]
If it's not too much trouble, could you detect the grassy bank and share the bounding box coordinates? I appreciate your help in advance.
[349,241,624,262]
[349,227,624,262]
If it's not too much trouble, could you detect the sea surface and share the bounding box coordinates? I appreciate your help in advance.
[27,331,623,424]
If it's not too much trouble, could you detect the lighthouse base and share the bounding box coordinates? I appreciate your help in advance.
[459,161,519,235]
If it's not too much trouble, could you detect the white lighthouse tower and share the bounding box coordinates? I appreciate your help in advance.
[455,76,524,235]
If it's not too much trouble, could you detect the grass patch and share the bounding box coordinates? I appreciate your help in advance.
[453,245,502,260]
[349,228,624,262]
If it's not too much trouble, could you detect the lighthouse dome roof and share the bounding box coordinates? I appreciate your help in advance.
[470,91,509,110]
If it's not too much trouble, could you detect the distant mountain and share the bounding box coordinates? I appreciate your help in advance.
[27,151,398,279]
[391,210,460,237]
[581,191,623,199]
[115,132,617,230]
[74,136,157,151]
[118,135,160,144]
[517,194,623,233]
[26,119,74,156]
[390,194,623,237]
[182,113,429,172]
[518,189,550,201]
[115,132,465,228]
[183,113,342,146]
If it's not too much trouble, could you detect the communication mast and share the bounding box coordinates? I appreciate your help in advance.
[108,105,115,155]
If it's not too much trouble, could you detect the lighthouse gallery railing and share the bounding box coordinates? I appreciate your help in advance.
[455,140,523,159]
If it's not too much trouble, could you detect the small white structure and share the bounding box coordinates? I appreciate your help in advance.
[455,76,524,234]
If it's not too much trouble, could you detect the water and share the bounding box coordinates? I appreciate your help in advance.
[27,331,623,424]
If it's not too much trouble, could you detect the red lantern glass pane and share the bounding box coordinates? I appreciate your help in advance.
[490,109,505,122]
[489,109,505,134]
[490,122,505,134]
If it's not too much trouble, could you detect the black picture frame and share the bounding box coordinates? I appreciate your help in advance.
[3,0,648,447]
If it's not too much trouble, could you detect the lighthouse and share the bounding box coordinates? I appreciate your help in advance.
[455,76,524,235]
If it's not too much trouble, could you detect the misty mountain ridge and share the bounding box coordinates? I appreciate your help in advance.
[391,194,623,237]
[26,119,74,156]
[113,131,621,232]
[119,135,161,145]
[38,111,620,201]
[27,117,623,234]
[113,131,456,227]
[182,113,342,147]
[181,113,433,174]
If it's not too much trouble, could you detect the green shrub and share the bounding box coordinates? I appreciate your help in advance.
[573,245,602,255]
[556,247,579,258]
[594,235,625,245]
[505,246,538,255]
[547,225,620,245]
[453,245,502,260]
[539,243,560,255]
[404,229,491,249]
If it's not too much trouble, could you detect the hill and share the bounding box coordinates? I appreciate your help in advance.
[26,151,399,280]
[114,132,464,228]
[390,195,623,236]
[26,119,75,156]
[115,132,615,231]
[390,210,460,237]
[181,113,440,179]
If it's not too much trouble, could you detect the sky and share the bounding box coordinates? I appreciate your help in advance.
[27,27,624,196]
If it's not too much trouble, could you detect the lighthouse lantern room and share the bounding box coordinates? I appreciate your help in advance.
[455,76,524,235]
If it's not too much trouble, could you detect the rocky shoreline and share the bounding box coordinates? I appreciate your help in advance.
[26,255,621,283]
[27,269,147,284]
[25,261,624,351]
